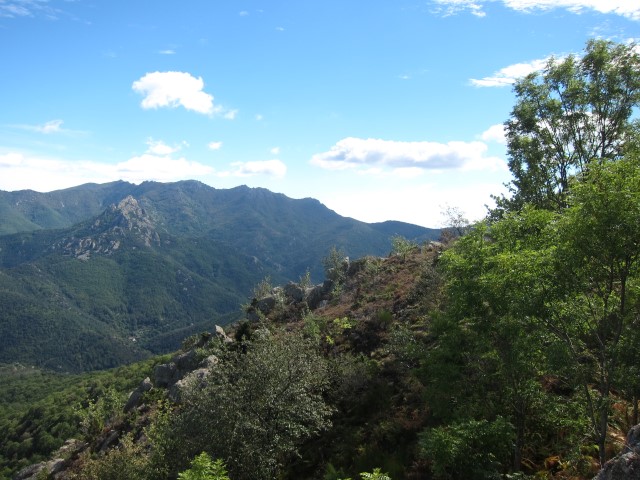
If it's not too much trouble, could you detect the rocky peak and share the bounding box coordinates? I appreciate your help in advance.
[53,196,160,260]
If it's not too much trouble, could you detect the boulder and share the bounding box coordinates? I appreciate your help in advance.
[593,424,640,479]
[215,325,233,343]
[153,362,177,388]
[124,377,153,412]
[283,282,305,303]
[256,295,277,315]
[174,349,200,372]
[169,367,210,403]
[306,281,333,310]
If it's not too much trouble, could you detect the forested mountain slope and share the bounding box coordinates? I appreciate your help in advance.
[0,181,438,372]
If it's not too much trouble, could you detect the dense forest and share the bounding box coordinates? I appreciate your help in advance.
[3,39,640,480]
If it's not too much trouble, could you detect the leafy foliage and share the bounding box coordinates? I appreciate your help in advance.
[177,452,229,480]
[496,39,640,214]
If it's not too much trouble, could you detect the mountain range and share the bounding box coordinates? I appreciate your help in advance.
[0,180,439,372]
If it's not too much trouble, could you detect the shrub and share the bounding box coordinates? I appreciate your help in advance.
[419,417,514,480]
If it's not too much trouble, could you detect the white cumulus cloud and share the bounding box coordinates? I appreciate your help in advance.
[132,71,217,115]
[146,138,180,156]
[310,137,506,173]
[480,124,507,144]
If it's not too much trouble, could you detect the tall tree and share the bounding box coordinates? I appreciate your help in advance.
[495,39,640,214]
[548,152,640,465]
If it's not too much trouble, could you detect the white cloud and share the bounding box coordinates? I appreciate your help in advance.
[0,152,25,167]
[480,124,507,144]
[227,160,287,178]
[10,119,83,135]
[255,114,264,121]
[208,141,223,151]
[158,49,176,55]
[132,71,216,115]
[38,119,64,134]
[318,180,505,228]
[146,138,180,156]
[433,0,640,20]
[239,10,249,16]
[0,0,57,18]
[113,154,213,184]
[223,109,238,120]
[471,57,549,87]
[0,148,213,192]
[270,146,280,155]
[310,137,506,173]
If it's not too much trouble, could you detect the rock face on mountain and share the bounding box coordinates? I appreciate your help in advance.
[53,195,160,260]
[593,425,640,480]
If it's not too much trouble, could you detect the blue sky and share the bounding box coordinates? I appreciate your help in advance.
[0,0,638,227]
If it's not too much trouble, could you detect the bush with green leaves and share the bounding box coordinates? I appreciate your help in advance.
[419,417,514,480]
[70,434,149,480]
[177,452,229,480]
[154,330,332,480]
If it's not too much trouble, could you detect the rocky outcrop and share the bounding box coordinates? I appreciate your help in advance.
[13,439,86,480]
[246,280,333,321]
[124,376,153,412]
[151,326,229,402]
[53,195,160,259]
[593,425,640,479]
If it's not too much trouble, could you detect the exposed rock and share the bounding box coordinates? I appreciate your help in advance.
[215,325,233,343]
[174,349,200,372]
[306,281,333,310]
[14,439,86,480]
[169,367,211,403]
[97,429,120,454]
[256,295,277,315]
[124,377,153,412]
[283,282,305,303]
[153,362,178,388]
[14,462,45,480]
[200,354,219,369]
[594,425,640,480]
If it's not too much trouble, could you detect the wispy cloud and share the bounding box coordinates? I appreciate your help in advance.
[10,119,85,136]
[223,159,287,178]
[310,137,506,174]
[470,57,549,87]
[432,0,640,20]
[0,0,59,18]
[158,49,176,55]
[208,141,223,151]
[132,71,235,117]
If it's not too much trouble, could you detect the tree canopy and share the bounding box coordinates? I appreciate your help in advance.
[495,39,640,214]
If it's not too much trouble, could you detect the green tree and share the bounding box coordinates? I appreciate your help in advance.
[546,152,640,464]
[431,213,558,470]
[419,417,514,480]
[496,39,640,214]
[156,330,332,480]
